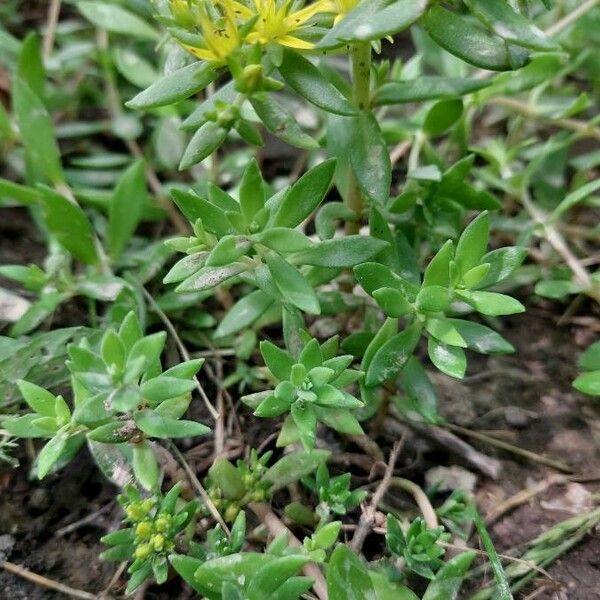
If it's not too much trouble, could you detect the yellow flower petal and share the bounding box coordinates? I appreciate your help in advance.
[277,34,314,49]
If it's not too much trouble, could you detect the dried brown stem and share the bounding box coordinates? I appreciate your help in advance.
[351,440,403,552]
[1,561,96,600]
[446,423,573,474]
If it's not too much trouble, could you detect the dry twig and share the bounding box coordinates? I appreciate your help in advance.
[351,440,403,552]
[1,561,96,600]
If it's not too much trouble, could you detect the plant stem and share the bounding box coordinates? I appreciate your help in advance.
[345,42,372,234]
[545,0,600,36]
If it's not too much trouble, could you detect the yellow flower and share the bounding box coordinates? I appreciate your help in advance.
[321,0,357,23]
[245,0,329,49]
[177,1,246,64]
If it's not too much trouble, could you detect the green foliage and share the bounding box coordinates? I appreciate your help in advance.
[3,0,594,598]
[243,336,364,449]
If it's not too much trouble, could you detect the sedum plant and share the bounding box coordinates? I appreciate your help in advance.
[2,0,594,599]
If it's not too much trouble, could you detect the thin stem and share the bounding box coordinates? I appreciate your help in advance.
[345,42,372,234]
[351,440,403,552]
[545,0,600,37]
[140,286,219,420]
[446,423,573,473]
[388,478,438,529]
[43,0,61,59]
[1,561,96,600]
[490,96,600,142]
[519,188,600,305]
[169,441,230,535]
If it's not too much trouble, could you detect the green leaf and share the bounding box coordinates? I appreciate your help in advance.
[134,410,209,439]
[77,1,159,40]
[208,457,245,499]
[448,319,514,354]
[476,247,528,288]
[140,376,196,403]
[108,159,147,260]
[551,178,600,221]
[170,189,235,237]
[194,553,274,598]
[291,402,317,449]
[327,544,376,600]
[239,159,265,224]
[2,414,51,438]
[260,341,294,381]
[247,555,309,600]
[422,552,476,600]
[423,5,528,71]
[206,236,252,267]
[17,33,45,100]
[38,187,99,265]
[464,0,557,51]
[264,449,330,492]
[169,555,206,594]
[279,49,355,116]
[273,159,337,228]
[267,253,320,315]
[37,429,70,478]
[350,112,391,204]
[370,572,419,600]
[0,178,41,205]
[293,236,388,268]
[535,279,583,300]
[578,341,600,371]
[423,99,464,138]
[17,380,56,416]
[428,337,466,379]
[470,506,512,600]
[373,288,412,317]
[573,371,600,396]
[318,407,363,435]
[101,329,126,371]
[13,78,63,185]
[214,290,273,338]
[113,46,158,89]
[127,332,167,378]
[401,357,438,422]
[126,61,217,109]
[458,290,525,316]
[179,121,227,170]
[256,229,314,253]
[175,263,248,292]
[132,440,159,491]
[374,77,489,105]
[423,241,453,288]
[455,212,489,275]
[366,323,422,386]
[425,318,467,348]
[416,286,452,313]
[250,93,318,150]
[318,0,428,48]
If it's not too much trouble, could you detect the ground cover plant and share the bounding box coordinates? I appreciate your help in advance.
[1,0,600,598]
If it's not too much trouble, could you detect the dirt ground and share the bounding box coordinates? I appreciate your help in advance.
[1,210,600,600]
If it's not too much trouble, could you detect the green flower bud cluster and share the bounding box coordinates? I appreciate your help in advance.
[205,450,272,522]
[101,483,198,594]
